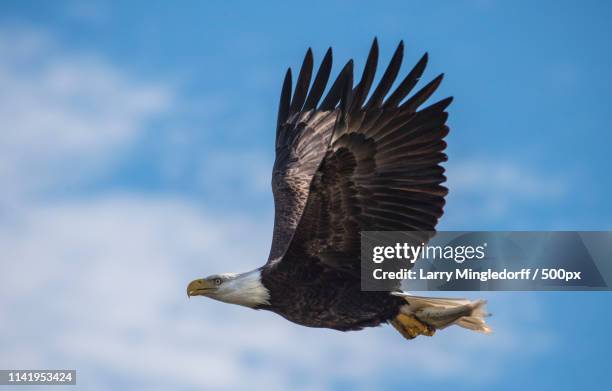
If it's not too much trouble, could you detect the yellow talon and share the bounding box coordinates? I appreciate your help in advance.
[391,313,436,339]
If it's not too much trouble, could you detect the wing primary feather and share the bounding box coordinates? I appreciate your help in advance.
[385,52,428,108]
[365,40,404,109]
[400,73,444,113]
[351,38,379,111]
[303,47,333,111]
[289,48,314,114]
[320,59,354,110]
[419,96,454,115]
[276,67,292,132]
[339,60,354,115]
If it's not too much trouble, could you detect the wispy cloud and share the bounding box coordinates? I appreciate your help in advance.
[0,25,551,391]
[442,158,567,227]
[448,158,566,199]
[0,25,173,204]
[198,150,273,196]
[0,195,549,390]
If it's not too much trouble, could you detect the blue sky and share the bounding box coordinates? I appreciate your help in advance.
[0,1,611,390]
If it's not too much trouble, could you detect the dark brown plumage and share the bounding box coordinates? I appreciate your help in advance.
[260,39,450,331]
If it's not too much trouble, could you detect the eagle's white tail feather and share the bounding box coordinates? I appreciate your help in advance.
[391,292,492,334]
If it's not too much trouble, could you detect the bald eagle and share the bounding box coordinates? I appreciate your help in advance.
[187,39,490,339]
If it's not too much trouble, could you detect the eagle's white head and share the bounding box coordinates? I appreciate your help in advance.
[187,269,270,308]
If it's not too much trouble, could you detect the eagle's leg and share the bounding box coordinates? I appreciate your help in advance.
[390,313,436,339]
[391,293,491,338]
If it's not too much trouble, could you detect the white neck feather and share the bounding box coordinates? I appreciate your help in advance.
[214,269,270,308]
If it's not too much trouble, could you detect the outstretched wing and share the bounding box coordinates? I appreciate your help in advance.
[274,39,451,277]
[267,48,354,262]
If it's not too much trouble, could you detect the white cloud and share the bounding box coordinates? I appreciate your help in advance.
[198,150,273,196]
[443,158,566,226]
[0,25,173,204]
[448,159,565,199]
[0,195,549,390]
[0,25,550,391]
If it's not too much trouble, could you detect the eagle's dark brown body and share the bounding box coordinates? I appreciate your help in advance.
[260,260,404,331]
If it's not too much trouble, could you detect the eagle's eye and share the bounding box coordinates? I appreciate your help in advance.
[213,278,222,285]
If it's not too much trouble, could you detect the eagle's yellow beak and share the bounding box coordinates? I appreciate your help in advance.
[187,278,217,298]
